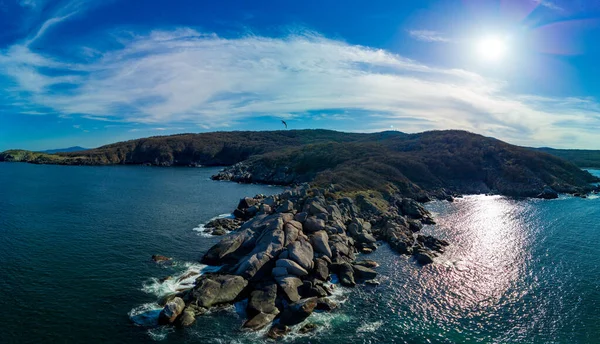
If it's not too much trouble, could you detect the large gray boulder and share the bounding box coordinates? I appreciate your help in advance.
[248,282,279,315]
[276,259,309,277]
[283,221,302,246]
[158,297,185,325]
[337,262,356,287]
[288,240,314,271]
[313,258,329,281]
[276,200,295,213]
[191,275,248,308]
[352,265,377,280]
[243,312,277,331]
[176,308,196,327]
[279,297,318,326]
[304,217,326,233]
[311,231,332,258]
[275,276,303,302]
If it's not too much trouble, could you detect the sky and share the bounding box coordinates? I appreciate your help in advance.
[2,0,600,151]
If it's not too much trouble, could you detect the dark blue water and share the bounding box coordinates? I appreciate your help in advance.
[1,164,599,343]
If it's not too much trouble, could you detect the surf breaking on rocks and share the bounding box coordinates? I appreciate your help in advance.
[132,183,449,340]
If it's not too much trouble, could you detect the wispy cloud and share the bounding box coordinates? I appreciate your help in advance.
[1,27,600,148]
[533,0,564,12]
[408,30,451,43]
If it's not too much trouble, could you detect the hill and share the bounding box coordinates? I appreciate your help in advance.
[40,146,89,154]
[1,130,597,198]
[535,148,600,168]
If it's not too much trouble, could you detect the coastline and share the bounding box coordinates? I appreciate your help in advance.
[138,182,449,339]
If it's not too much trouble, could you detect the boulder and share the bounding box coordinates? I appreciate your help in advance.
[313,258,329,281]
[415,252,434,265]
[204,218,242,232]
[177,308,196,327]
[191,275,248,308]
[278,297,318,326]
[259,204,272,214]
[202,227,257,265]
[337,262,356,287]
[417,235,449,253]
[276,259,309,277]
[299,323,318,334]
[244,312,277,331]
[263,196,277,207]
[536,186,559,200]
[294,212,308,223]
[275,276,303,302]
[276,200,295,213]
[272,267,288,277]
[267,324,290,340]
[248,282,279,315]
[238,197,258,210]
[407,219,423,232]
[233,218,285,279]
[288,240,314,271]
[311,231,332,258]
[308,202,328,216]
[356,232,377,244]
[399,199,431,220]
[315,297,337,311]
[283,221,302,246]
[352,265,377,280]
[152,255,171,263]
[158,297,185,325]
[304,217,326,233]
[354,259,379,268]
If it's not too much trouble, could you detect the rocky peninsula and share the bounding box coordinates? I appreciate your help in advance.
[155,182,448,339]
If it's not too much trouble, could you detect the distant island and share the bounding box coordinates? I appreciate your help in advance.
[39,146,89,154]
[2,129,599,199]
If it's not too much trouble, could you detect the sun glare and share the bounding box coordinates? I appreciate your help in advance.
[477,36,508,62]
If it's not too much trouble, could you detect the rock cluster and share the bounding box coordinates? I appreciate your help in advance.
[156,184,448,338]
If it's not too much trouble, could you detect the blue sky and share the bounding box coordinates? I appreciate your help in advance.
[2,0,600,151]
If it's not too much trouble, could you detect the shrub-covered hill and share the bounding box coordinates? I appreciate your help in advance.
[1,129,597,198]
[535,148,600,169]
[212,130,599,198]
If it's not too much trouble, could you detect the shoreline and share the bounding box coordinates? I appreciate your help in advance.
[137,183,452,339]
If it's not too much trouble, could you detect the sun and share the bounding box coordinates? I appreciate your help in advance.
[476,36,508,62]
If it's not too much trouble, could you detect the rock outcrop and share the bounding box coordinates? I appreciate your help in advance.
[141,184,450,339]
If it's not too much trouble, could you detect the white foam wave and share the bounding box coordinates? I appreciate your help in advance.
[141,262,221,297]
[356,320,383,333]
[147,327,174,341]
[129,302,162,327]
[193,213,235,237]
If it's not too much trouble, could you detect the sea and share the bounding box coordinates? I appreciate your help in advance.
[0,163,598,344]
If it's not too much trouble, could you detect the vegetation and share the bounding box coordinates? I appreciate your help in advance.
[535,148,600,168]
[2,129,598,198]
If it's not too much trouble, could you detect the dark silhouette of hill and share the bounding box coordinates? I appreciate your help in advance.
[1,129,597,198]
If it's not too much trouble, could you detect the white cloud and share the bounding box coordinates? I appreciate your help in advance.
[408,30,451,43]
[533,0,563,12]
[1,29,600,148]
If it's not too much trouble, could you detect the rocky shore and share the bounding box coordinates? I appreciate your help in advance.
[153,184,448,339]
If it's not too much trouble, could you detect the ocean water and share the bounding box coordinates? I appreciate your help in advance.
[1,164,599,344]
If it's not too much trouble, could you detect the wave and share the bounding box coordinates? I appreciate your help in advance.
[356,320,383,333]
[130,262,222,330]
[192,213,235,237]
